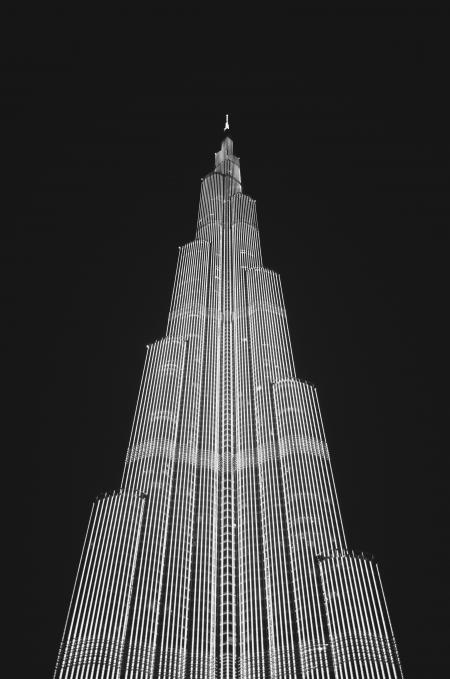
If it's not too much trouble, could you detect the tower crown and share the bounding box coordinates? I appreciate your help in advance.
[214,136,241,189]
[214,136,238,167]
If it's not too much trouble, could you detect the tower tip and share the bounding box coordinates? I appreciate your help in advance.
[224,114,230,132]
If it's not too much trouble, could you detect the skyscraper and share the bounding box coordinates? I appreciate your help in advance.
[55,127,404,679]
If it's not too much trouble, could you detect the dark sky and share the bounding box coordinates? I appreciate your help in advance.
[5,8,447,678]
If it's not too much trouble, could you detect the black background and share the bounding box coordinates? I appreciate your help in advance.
[4,7,448,678]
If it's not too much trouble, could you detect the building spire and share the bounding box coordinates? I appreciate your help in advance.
[224,114,230,132]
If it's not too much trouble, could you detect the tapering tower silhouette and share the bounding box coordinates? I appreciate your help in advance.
[55,128,404,679]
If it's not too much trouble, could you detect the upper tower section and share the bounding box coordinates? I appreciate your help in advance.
[214,136,242,193]
[197,124,245,237]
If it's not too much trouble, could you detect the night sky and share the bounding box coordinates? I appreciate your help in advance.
[5,8,447,678]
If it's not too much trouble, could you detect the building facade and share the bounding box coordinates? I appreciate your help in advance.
[55,131,404,679]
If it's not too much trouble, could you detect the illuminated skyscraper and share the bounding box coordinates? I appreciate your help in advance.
[55,127,404,679]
